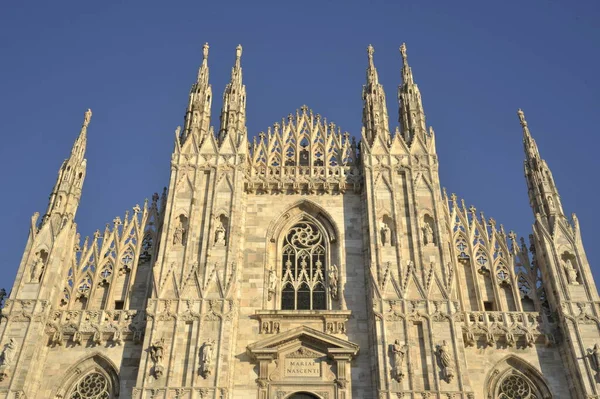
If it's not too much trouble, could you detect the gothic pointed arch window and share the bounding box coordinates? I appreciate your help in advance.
[488,357,552,399]
[68,372,111,399]
[56,355,119,399]
[281,221,327,310]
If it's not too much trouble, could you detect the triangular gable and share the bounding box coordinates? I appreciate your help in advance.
[246,325,359,361]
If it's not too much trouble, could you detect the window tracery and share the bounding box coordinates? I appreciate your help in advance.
[68,372,111,399]
[281,222,327,310]
[498,373,540,399]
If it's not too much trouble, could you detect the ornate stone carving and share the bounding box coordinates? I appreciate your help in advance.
[200,339,215,378]
[150,338,166,378]
[329,264,339,300]
[29,251,47,283]
[588,344,600,373]
[391,339,407,382]
[0,339,16,381]
[214,218,226,246]
[436,340,455,383]
[563,259,579,285]
[267,268,277,301]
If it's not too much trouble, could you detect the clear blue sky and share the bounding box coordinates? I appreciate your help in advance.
[1,1,599,290]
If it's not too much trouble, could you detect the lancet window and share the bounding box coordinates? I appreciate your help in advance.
[281,222,327,310]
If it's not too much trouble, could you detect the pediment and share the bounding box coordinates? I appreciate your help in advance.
[246,325,359,361]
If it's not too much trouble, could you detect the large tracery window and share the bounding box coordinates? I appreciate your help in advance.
[69,372,111,399]
[281,222,327,310]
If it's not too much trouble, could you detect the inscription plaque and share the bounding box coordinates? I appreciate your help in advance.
[284,359,321,377]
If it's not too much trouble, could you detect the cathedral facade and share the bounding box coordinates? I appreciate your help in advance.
[0,43,598,399]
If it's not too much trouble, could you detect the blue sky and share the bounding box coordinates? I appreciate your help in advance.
[1,1,599,290]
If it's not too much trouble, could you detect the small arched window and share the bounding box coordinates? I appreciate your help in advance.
[281,222,327,310]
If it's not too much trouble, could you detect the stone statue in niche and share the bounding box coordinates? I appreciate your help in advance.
[29,252,46,283]
[436,340,455,383]
[381,223,391,246]
[173,221,185,246]
[588,344,600,373]
[150,338,166,378]
[563,258,580,285]
[214,219,226,246]
[422,219,435,246]
[391,340,407,382]
[329,264,339,300]
[267,269,277,301]
[547,196,555,211]
[200,339,215,378]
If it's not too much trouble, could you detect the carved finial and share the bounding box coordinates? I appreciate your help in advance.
[300,105,308,114]
[152,193,159,203]
[202,43,209,60]
[236,44,242,60]
[83,109,92,128]
[517,108,527,127]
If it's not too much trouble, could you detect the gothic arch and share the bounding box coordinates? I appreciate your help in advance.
[53,353,120,398]
[485,355,552,398]
[264,199,345,310]
[284,392,323,399]
[266,199,340,244]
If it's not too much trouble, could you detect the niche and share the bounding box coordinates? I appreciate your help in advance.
[380,214,395,247]
[173,214,188,246]
[214,214,229,247]
[422,214,436,246]
[561,251,581,285]
[29,249,48,283]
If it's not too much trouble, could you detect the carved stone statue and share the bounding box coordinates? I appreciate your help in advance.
[329,264,339,300]
[267,269,277,301]
[200,339,215,378]
[381,223,391,246]
[173,222,185,246]
[29,252,45,283]
[150,338,166,378]
[436,340,455,383]
[423,221,435,245]
[391,340,407,382]
[0,338,16,381]
[563,259,580,285]
[214,220,226,246]
[589,344,600,373]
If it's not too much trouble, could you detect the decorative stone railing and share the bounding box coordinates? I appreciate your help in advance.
[44,309,146,346]
[245,165,362,195]
[459,311,555,347]
[254,310,352,335]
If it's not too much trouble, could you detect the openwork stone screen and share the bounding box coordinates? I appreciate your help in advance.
[499,374,539,399]
[281,222,327,310]
[69,372,111,399]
